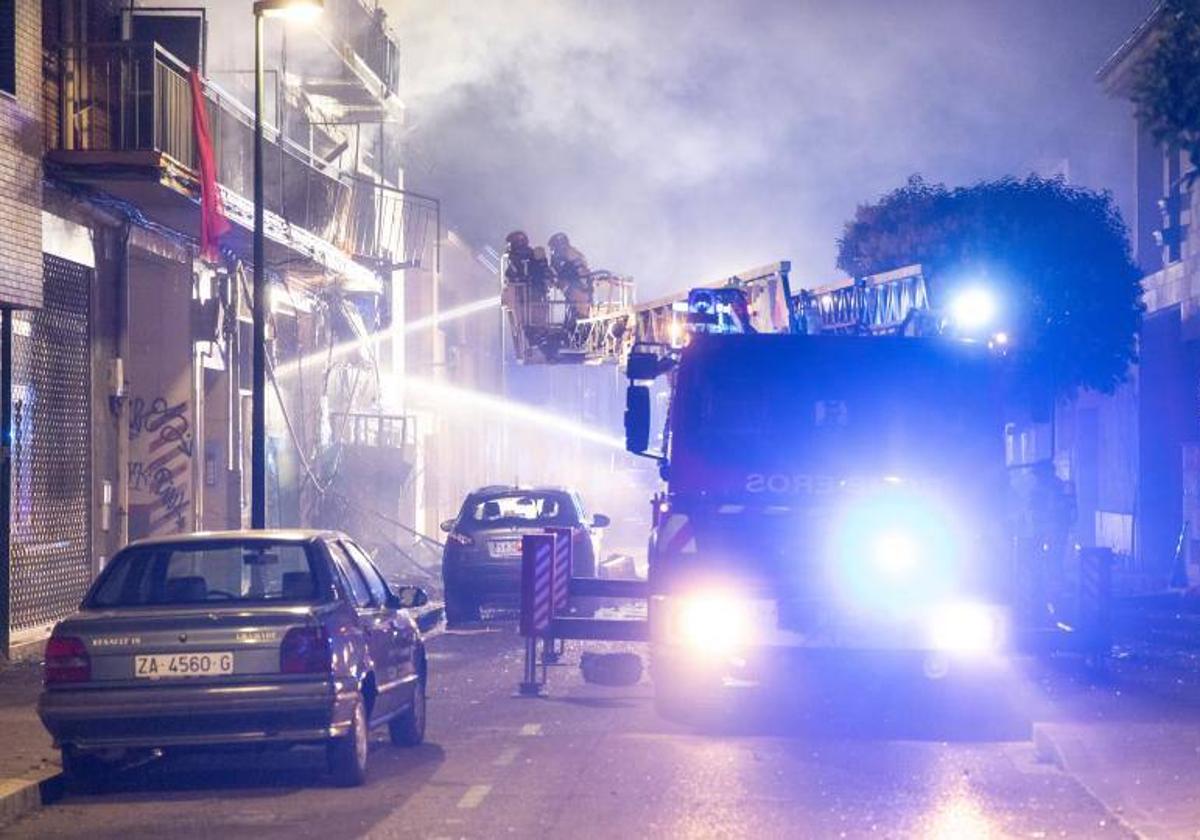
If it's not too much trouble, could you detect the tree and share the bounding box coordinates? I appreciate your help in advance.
[836,175,1143,396]
[1132,0,1200,178]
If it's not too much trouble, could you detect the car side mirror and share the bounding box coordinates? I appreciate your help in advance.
[625,384,650,453]
[439,519,455,533]
[592,513,611,528]
[394,585,430,610]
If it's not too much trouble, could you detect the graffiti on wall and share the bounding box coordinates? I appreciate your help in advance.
[129,395,193,535]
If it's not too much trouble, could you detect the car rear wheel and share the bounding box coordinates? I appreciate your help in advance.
[389,673,427,746]
[327,692,369,787]
[445,586,480,626]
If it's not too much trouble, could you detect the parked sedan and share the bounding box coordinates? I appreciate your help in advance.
[440,485,610,625]
[39,529,429,788]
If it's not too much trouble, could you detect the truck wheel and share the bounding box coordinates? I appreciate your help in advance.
[327,692,369,787]
[389,672,427,747]
[444,586,480,626]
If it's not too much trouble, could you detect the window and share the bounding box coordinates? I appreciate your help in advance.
[466,492,576,527]
[89,542,317,607]
[0,0,14,96]
[331,545,375,608]
[341,542,390,606]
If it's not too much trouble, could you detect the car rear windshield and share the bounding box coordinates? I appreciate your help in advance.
[88,541,320,608]
[464,492,577,527]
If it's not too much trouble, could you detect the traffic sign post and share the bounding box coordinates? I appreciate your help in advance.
[517,529,650,695]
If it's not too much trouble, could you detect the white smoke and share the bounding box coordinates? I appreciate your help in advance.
[391,0,1155,294]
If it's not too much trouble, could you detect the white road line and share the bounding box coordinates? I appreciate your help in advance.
[494,746,521,766]
[457,784,493,810]
[519,723,542,736]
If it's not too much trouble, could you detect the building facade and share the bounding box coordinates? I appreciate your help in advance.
[1,0,440,655]
[1078,4,1200,589]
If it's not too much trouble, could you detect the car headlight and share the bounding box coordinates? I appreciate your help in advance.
[675,592,752,655]
[927,602,1002,653]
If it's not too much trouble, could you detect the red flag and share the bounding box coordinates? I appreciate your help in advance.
[189,69,230,262]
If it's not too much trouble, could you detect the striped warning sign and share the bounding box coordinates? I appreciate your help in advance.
[545,527,573,616]
[520,534,555,637]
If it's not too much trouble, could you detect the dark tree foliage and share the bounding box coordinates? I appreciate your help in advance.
[836,175,1143,396]
[1132,0,1200,177]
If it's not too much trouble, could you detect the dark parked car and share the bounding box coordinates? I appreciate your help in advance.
[440,485,610,624]
[39,530,429,788]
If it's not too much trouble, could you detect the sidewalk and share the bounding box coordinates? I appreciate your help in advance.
[1032,645,1200,839]
[0,657,60,829]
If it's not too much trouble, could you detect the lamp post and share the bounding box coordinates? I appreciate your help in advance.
[250,0,322,529]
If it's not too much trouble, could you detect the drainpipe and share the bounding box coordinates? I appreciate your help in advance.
[115,224,130,547]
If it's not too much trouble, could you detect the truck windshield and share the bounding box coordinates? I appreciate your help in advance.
[87,541,319,607]
[670,336,1004,499]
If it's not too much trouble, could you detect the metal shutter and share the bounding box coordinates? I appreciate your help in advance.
[10,254,93,632]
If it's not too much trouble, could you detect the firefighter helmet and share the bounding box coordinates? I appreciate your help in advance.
[505,230,530,250]
[548,232,570,252]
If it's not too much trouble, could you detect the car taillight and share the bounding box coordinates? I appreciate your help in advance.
[447,532,474,546]
[280,626,332,674]
[44,636,90,685]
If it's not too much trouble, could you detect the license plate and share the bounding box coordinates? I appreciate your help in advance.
[134,652,234,679]
[488,538,523,557]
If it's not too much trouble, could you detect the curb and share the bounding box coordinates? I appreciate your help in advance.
[0,769,62,830]
[1030,723,1144,838]
[1031,723,1066,769]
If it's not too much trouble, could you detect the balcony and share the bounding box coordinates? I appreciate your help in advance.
[46,41,435,288]
[302,0,401,111]
[328,411,417,480]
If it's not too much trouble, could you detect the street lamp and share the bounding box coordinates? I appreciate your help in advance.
[250,0,323,529]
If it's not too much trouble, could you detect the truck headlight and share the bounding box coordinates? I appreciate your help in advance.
[676,593,752,655]
[927,602,1002,653]
[871,529,920,577]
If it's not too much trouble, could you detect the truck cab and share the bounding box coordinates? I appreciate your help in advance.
[628,332,1013,710]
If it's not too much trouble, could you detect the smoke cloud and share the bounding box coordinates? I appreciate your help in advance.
[393,0,1156,295]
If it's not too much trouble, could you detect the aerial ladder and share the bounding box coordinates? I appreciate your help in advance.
[500,256,804,365]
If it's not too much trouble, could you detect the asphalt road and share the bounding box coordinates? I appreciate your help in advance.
[7,620,1143,839]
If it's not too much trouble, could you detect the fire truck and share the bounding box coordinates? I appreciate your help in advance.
[502,253,1106,713]
[620,263,1107,715]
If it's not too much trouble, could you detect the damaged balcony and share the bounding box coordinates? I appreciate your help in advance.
[299,0,402,116]
[46,41,380,292]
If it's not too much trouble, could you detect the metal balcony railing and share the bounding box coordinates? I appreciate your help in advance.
[325,0,400,94]
[345,175,440,271]
[56,41,353,247]
[53,41,435,272]
[331,412,416,450]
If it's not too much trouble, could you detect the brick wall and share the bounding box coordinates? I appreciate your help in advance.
[0,0,44,309]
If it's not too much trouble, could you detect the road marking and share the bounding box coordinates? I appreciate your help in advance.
[494,746,521,766]
[519,723,542,736]
[457,784,492,810]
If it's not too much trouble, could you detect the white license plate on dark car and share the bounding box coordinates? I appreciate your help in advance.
[488,538,523,557]
[134,652,234,679]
